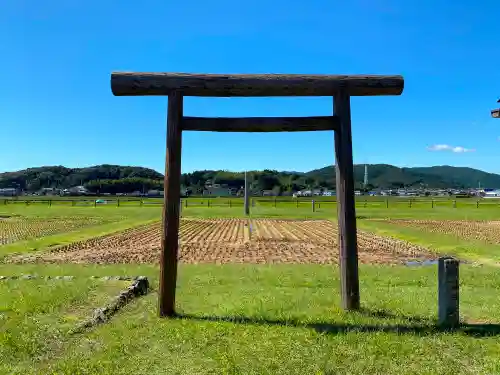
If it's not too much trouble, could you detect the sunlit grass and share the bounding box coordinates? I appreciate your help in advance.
[2,203,500,373]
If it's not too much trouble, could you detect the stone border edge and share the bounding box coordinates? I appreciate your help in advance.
[0,274,150,334]
[70,276,150,334]
[0,275,144,281]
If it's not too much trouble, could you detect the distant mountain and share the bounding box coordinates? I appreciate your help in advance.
[0,164,499,194]
[305,164,500,189]
[408,166,498,189]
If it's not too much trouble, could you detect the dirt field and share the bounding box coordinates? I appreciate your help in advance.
[375,219,500,245]
[8,218,435,265]
[0,216,113,245]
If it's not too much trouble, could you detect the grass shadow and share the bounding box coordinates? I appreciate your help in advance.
[174,310,500,337]
[358,307,429,323]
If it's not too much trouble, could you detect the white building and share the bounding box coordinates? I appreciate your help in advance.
[483,190,500,198]
[298,190,312,197]
[63,186,88,196]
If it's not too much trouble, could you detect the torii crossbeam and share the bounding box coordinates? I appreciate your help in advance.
[110,72,405,317]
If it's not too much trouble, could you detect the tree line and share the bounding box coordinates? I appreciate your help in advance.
[1,164,499,194]
[0,165,163,192]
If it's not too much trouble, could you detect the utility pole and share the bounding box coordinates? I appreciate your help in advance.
[244,171,250,215]
[363,164,368,189]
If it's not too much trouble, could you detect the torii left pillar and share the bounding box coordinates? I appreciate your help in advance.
[159,91,183,316]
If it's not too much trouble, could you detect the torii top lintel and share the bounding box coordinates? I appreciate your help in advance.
[111,72,404,97]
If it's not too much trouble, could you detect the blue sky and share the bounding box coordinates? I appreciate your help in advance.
[1,0,499,174]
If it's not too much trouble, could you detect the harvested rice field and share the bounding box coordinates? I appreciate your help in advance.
[8,218,436,265]
[373,218,500,245]
[0,216,118,245]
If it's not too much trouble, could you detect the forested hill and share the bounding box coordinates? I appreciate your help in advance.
[1,164,499,193]
[0,165,164,193]
[305,165,500,190]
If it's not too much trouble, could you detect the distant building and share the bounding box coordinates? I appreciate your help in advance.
[39,188,59,196]
[203,186,233,197]
[0,188,17,196]
[298,190,312,197]
[484,190,500,198]
[62,186,88,196]
[262,190,275,196]
[147,190,164,197]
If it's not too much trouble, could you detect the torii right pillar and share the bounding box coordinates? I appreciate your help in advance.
[334,89,359,310]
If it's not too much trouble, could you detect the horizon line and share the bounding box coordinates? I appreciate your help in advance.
[0,163,494,175]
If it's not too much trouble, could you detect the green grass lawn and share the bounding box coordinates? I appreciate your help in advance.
[0,275,131,374]
[2,203,500,373]
[2,263,500,374]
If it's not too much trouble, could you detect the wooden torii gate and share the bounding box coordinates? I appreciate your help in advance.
[110,72,405,317]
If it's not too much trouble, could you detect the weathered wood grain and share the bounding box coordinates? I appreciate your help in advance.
[181,116,339,132]
[438,257,460,327]
[334,89,360,311]
[111,72,404,97]
[159,92,183,317]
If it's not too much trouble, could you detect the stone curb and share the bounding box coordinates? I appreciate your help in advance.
[0,274,151,333]
[70,276,150,334]
[0,275,143,281]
